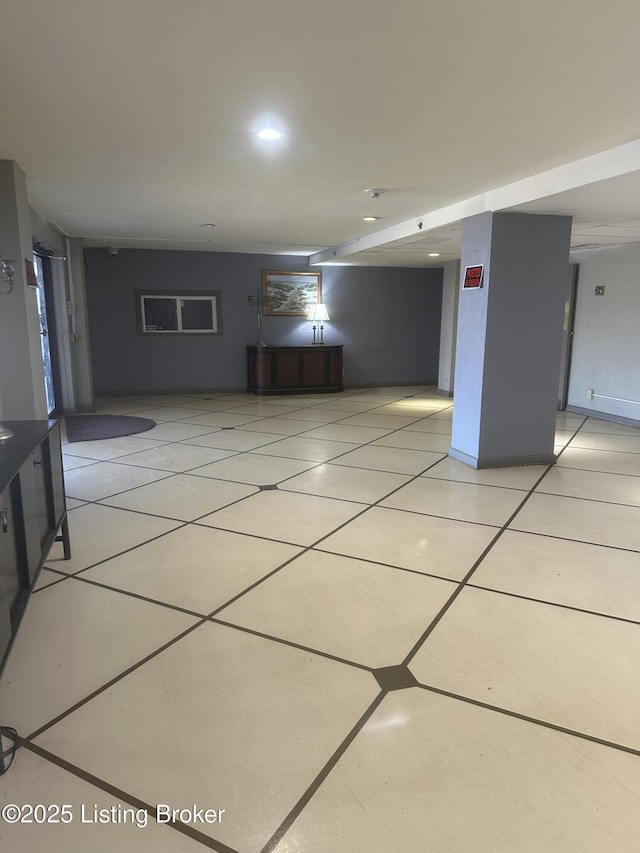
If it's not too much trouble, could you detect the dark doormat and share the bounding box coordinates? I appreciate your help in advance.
[64,414,156,443]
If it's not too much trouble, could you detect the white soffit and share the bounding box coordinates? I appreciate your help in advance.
[311,140,640,265]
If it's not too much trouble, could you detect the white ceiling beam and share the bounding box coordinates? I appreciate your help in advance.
[309,139,640,265]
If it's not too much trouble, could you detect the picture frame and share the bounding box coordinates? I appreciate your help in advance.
[262,270,321,316]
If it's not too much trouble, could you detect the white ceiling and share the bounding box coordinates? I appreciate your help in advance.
[1,0,640,266]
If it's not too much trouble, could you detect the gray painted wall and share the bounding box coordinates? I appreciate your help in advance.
[438,260,460,395]
[568,243,640,421]
[0,161,48,419]
[84,249,442,393]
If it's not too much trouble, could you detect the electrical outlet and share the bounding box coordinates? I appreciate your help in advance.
[587,389,595,399]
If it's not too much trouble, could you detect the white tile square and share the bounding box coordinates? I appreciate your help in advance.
[217,550,455,667]
[99,474,257,520]
[336,413,423,429]
[272,407,348,423]
[557,446,640,476]
[44,504,182,573]
[128,406,214,422]
[317,506,498,580]
[0,579,197,734]
[569,431,640,453]
[0,750,205,852]
[402,417,453,434]
[181,429,283,451]
[424,456,549,489]
[141,421,220,441]
[381,477,526,526]
[272,689,640,853]
[198,490,365,546]
[333,445,450,475]
[114,444,237,473]
[84,525,302,613]
[177,412,264,428]
[410,586,640,748]
[61,435,168,461]
[64,461,173,501]
[254,436,358,462]
[281,463,412,504]
[34,623,379,853]
[581,418,640,435]
[240,417,327,436]
[190,453,316,485]
[537,466,640,506]
[472,529,640,621]
[222,403,300,416]
[62,455,101,471]
[510,492,640,550]
[372,431,451,452]
[301,423,397,443]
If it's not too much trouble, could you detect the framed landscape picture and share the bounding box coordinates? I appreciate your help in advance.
[262,270,321,316]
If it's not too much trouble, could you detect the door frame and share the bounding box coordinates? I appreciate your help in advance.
[558,263,579,411]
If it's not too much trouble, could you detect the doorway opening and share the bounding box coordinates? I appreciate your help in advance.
[33,254,62,417]
[558,264,579,411]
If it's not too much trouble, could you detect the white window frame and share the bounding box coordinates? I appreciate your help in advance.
[139,293,220,334]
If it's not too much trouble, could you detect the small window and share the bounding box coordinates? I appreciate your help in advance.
[138,293,221,334]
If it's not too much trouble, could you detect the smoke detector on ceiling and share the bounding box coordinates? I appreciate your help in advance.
[364,188,386,199]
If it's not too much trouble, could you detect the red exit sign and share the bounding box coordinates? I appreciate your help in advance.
[462,264,484,289]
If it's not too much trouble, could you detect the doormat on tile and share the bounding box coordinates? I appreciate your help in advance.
[64,414,155,442]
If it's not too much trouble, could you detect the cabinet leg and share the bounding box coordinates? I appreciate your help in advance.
[61,517,71,560]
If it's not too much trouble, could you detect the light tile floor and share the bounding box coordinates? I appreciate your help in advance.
[1,386,639,852]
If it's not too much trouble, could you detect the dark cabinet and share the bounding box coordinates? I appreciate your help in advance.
[0,420,70,673]
[247,345,343,394]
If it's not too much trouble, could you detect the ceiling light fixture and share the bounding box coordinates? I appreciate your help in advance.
[428,253,441,257]
[257,128,283,141]
[363,216,378,222]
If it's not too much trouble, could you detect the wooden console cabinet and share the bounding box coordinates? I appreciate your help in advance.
[247,345,343,394]
[0,420,70,673]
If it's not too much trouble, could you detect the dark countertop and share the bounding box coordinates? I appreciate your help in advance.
[0,420,59,493]
[246,344,343,350]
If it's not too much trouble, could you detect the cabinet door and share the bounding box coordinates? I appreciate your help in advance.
[328,349,343,386]
[0,486,20,665]
[19,452,50,584]
[248,349,273,391]
[275,352,301,388]
[44,425,66,529]
[302,351,327,387]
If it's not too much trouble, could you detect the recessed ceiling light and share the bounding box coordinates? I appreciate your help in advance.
[257,128,283,140]
[363,216,378,222]
[428,252,440,257]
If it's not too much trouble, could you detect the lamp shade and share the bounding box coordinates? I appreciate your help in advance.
[307,303,330,322]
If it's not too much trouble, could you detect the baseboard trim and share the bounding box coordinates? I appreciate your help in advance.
[566,405,640,428]
[449,447,556,469]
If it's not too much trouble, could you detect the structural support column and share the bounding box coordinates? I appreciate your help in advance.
[450,212,572,468]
